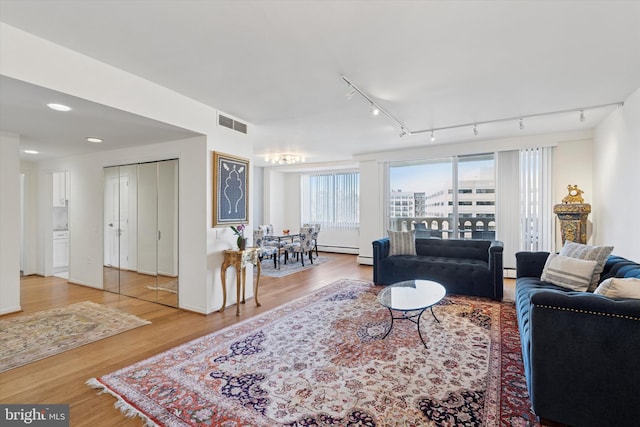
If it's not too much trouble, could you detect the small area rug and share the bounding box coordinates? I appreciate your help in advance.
[0,301,150,373]
[88,279,537,426]
[259,255,330,278]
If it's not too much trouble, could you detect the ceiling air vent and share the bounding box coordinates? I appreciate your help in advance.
[218,113,247,134]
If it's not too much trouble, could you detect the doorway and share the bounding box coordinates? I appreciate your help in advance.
[103,159,179,307]
[52,170,69,279]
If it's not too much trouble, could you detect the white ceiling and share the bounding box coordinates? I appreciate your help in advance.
[1,0,639,165]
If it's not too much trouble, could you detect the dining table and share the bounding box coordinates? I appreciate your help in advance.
[265,233,300,269]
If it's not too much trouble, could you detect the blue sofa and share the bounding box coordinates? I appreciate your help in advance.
[372,237,504,299]
[515,251,640,427]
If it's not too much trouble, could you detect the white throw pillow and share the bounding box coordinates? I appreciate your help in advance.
[388,230,416,256]
[594,277,640,300]
[540,253,598,291]
[559,241,614,292]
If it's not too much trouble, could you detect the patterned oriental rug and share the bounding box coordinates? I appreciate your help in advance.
[0,301,150,373]
[88,279,538,426]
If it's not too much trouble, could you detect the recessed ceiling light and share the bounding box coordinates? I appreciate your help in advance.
[86,137,103,143]
[47,103,71,112]
[24,149,39,154]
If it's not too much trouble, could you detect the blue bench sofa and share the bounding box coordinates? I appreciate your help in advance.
[372,237,504,300]
[515,251,640,427]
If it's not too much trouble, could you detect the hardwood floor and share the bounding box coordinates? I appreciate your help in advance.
[0,253,373,426]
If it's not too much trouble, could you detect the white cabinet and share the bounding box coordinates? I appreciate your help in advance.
[53,171,68,207]
[53,231,69,268]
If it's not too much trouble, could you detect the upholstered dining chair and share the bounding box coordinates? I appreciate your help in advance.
[303,223,321,258]
[285,226,315,266]
[253,229,279,268]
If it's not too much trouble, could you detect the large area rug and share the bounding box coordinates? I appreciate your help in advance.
[259,255,331,277]
[88,279,538,426]
[0,301,150,373]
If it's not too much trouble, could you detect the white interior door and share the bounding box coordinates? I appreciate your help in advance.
[104,173,130,268]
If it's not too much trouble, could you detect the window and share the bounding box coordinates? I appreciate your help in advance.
[301,170,359,229]
[389,154,495,239]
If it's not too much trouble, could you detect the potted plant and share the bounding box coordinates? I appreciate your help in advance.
[230,224,247,250]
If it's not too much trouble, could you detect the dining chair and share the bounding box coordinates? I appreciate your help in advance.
[253,229,279,268]
[285,226,315,266]
[303,223,320,258]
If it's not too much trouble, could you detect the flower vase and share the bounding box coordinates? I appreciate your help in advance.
[237,237,248,251]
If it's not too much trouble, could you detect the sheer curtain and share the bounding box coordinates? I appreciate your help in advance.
[520,147,554,252]
[496,150,520,269]
[496,147,554,269]
[301,170,359,230]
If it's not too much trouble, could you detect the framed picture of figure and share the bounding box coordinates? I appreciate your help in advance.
[212,151,249,227]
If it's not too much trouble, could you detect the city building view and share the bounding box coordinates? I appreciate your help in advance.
[389,156,496,239]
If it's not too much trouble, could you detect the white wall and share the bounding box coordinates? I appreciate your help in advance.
[0,132,21,315]
[593,88,640,260]
[552,138,594,250]
[358,160,386,264]
[20,160,38,276]
[1,23,256,314]
[253,166,264,226]
[263,169,286,231]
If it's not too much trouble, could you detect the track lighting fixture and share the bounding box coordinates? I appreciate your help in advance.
[341,76,622,143]
[341,76,409,132]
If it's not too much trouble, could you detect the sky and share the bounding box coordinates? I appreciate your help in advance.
[390,158,494,194]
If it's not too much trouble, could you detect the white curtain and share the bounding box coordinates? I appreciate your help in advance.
[496,150,520,269]
[496,147,554,269]
[519,147,554,252]
[301,170,359,230]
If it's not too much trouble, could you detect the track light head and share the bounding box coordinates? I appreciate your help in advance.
[399,128,407,137]
[346,86,356,100]
[580,110,585,122]
[430,131,435,142]
[519,118,524,130]
[371,104,380,116]
[473,124,479,136]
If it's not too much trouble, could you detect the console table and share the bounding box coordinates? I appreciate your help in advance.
[220,248,261,316]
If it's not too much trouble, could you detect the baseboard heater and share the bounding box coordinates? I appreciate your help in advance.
[317,245,359,255]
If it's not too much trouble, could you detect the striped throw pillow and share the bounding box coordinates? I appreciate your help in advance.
[559,242,614,292]
[388,230,416,256]
[540,253,598,291]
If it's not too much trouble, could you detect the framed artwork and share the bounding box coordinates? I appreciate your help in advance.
[212,151,249,227]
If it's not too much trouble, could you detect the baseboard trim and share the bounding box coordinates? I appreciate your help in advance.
[0,305,22,315]
[357,255,373,265]
[504,268,517,278]
[67,279,102,289]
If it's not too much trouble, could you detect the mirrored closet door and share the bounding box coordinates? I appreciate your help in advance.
[103,159,178,307]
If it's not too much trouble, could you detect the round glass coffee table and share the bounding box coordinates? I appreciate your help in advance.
[377,280,446,348]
